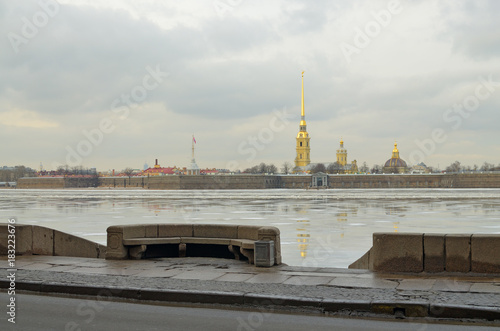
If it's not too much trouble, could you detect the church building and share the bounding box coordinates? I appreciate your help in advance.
[383,142,408,173]
[335,138,358,174]
[294,71,311,171]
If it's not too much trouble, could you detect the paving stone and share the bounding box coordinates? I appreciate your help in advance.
[215,273,255,282]
[2,254,500,320]
[134,269,184,278]
[20,263,54,270]
[171,270,226,280]
[245,273,290,284]
[283,276,334,286]
[397,279,436,291]
[328,277,398,289]
[469,283,500,293]
[432,279,472,292]
[47,265,79,272]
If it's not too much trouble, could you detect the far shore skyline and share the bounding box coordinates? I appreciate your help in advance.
[1,1,499,170]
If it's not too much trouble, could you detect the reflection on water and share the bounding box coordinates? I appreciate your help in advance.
[1,189,500,268]
[296,220,310,258]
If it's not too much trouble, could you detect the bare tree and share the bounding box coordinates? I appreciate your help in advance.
[258,162,267,174]
[123,168,134,184]
[370,165,382,174]
[445,161,462,173]
[311,163,326,174]
[326,162,342,174]
[359,162,369,173]
[480,162,494,171]
[266,164,277,174]
[281,162,292,174]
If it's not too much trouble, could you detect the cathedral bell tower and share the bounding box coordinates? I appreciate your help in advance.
[294,71,311,168]
[336,138,347,166]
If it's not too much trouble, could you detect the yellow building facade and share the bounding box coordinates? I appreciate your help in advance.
[295,71,311,169]
[336,138,347,166]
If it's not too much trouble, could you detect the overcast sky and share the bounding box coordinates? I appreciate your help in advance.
[1,0,499,171]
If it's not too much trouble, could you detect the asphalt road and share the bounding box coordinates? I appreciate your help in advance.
[1,292,497,331]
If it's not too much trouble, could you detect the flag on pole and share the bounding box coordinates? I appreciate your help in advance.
[193,136,196,144]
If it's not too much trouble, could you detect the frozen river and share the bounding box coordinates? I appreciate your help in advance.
[1,188,500,268]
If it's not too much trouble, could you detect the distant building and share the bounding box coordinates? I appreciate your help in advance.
[142,159,183,176]
[383,142,408,173]
[335,138,358,174]
[412,162,429,174]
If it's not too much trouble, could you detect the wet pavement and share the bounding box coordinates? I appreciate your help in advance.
[1,255,500,323]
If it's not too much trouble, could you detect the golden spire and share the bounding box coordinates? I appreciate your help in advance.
[392,141,399,158]
[340,137,344,147]
[300,71,305,124]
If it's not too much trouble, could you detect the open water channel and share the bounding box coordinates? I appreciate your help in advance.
[1,188,500,268]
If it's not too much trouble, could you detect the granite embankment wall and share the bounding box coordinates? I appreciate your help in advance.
[0,224,106,258]
[17,177,98,189]
[349,232,500,274]
[17,173,500,189]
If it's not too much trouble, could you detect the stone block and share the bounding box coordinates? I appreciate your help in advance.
[445,234,471,272]
[32,226,54,255]
[423,233,445,272]
[471,234,500,273]
[158,224,193,237]
[193,224,238,239]
[237,225,259,240]
[54,230,100,258]
[181,237,231,245]
[348,248,371,270]
[106,226,127,259]
[258,226,281,265]
[255,240,274,267]
[371,233,423,273]
[1,224,34,256]
[121,225,146,239]
[145,224,158,238]
[0,224,9,255]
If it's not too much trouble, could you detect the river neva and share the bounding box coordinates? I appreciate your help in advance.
[1,188,500,268]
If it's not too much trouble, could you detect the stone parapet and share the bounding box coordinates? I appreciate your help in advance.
[350,232,500,274]
[0,224,106,258]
